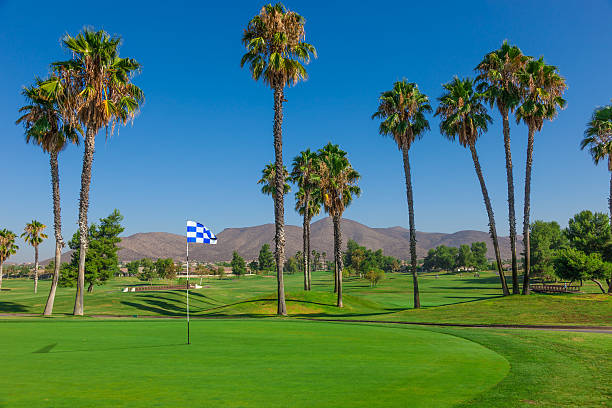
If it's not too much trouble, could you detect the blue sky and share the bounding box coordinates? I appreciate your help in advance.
[1,0,611,262]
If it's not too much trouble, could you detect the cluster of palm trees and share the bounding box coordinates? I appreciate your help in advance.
[371,41,569,301]
[241,3,576,314]
[16,29,143,316]
[258,143,360,309]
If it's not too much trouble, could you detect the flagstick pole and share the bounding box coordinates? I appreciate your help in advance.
[186,240,190,345]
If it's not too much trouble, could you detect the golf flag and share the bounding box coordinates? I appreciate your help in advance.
[186,221,217,244]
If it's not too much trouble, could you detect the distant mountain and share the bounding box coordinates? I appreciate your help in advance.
[47,218,522,264]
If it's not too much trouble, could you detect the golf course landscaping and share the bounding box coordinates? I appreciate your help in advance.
[1,270,611,407]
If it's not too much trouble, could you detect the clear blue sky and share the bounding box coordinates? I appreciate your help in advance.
[1,0,611,262]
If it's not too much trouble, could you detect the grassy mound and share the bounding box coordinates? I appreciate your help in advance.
[201,291,384,317]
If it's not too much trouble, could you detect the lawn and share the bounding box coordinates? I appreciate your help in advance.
[1,270,609,326]
[0,272,610,407]
[0,319,509,408]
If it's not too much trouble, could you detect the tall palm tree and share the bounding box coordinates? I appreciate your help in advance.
[291,149,321,290]
[317,143,361,307]
[516,58,567,294]
[372,80,431,308]
[241,3,316,316]
[436,77,510,296]
[0,229,19,289]
[48,29,143,315]
[581,102,612,228]
[476,41,530,294]
[17,79,80,315]
[21,221,48,294]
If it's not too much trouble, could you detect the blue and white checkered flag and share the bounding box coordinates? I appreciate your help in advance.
[186,221,217,244]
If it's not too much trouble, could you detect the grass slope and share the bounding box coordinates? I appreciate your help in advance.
[1,271,610,326]
[0,319,508,408]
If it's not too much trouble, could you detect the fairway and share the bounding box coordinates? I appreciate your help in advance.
[0,319,508,407]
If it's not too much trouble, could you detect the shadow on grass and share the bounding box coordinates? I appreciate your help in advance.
[33,343,57,353]
[40,343,185,354]
[120,295,400,319]
[0,301,29,313]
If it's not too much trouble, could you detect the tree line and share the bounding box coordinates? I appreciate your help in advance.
[422,242,489,272]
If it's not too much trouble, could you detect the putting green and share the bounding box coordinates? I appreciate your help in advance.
[0,319,508,407]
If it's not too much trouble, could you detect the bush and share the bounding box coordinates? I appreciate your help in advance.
[365,268,385,287]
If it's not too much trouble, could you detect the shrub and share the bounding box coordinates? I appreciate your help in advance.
[365,268,385,287]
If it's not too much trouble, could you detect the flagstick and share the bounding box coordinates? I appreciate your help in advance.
[186,240,190,345]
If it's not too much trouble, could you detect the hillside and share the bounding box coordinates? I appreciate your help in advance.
[48,218,522,263]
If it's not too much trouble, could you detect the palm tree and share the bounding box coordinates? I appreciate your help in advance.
[436,77,510,296]
[317,143,361,307]
[258,163,291,197]
[372,80,431,308]
[241,3,316,316]
[17,79,80,315]
[296,189,321,290]
[476,41,530,294]
[0,229,19,289]
[21,221,48,294]
[48,29,143,315]
[516,57,567,294]
[291,149,321,290]
[581,102,612,228]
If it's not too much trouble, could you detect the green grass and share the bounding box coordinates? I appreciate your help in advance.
[0,319,509,408]
[431,326,612,407]
[2,270,609,326]
[1,271,611,406]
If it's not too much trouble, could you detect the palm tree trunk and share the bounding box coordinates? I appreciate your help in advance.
[402,144,420,308]
[34,245,39,294]
[469,143,510,296]
[306,219,312,290]
[333,253,338,294]
[74,127,96,316]
[0,261,3,289]
[609,165,612,230]
[522,126,535,295]
[502,112,519,294]
[44,152,63,316]
[273,86,287,316]
[333,214,343,307]
[302,197,309,291]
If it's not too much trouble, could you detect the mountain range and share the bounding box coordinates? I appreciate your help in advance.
[49,218,522,264]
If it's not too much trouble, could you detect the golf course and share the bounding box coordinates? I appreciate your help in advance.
[1,271,611,407]
[1,1,611,407]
